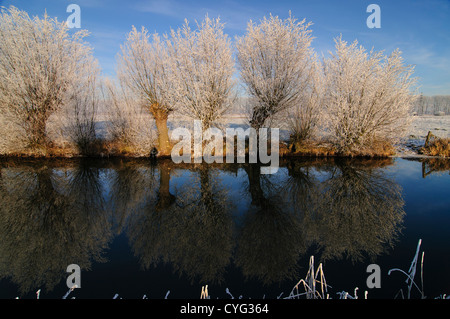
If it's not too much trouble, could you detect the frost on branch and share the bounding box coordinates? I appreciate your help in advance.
[117,26,173,156]
[287,57,324,144]
[0,6,98,154]
[167,15,236,131]
[103,78,156,156]
[322,36,418,154]
[236,13,314,131]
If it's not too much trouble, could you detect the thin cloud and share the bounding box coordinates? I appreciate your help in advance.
[406,47,450,71]
[133,0,263,32]
[137,0,179,17]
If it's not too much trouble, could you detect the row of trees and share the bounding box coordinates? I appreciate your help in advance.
[413,94,450,115]
[0,6,418,157]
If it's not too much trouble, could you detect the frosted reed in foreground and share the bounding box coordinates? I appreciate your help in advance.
[13,239,446,299]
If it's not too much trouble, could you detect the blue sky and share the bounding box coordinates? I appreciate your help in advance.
[1,0,449,95]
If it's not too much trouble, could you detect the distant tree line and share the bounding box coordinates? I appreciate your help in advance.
[412,95,450,115]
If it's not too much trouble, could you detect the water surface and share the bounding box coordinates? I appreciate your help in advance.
[0,157,449,299]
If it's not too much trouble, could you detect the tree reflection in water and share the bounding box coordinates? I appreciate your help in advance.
[125,162,234,284]
[0,157,415,295]
[299,158,405,263]
[234,164,306,285]
[0,160,111,295]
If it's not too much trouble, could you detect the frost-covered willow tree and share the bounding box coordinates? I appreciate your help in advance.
[236,13,315,130]
[322,37,417,153]
[287,56,324,143]
[117,26,173,156]
[167,15,236,130]
[57,60,101,155]
[0,6,98,153]
[104,77,157,155]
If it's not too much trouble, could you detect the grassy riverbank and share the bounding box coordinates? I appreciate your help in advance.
[1,115,449,160]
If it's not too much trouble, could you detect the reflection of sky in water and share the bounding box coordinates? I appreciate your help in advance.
[0,158,449,299]
[393,159,450,215]
[387,159,450,299]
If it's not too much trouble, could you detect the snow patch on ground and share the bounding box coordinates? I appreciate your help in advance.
[396,115,450,156]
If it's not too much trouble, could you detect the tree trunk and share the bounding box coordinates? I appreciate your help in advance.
[29,114,50,151]
[199,167,215,211]
[150,104,171,157]
[424,131,434,148]
[245,164,265,206]
[156,160,175,210]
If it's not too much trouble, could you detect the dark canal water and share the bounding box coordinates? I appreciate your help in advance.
[0,157,449,299]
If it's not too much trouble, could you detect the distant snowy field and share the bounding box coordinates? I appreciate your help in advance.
[407,115,450,139]
[396,115,450,156]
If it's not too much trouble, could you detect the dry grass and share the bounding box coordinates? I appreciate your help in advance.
[1,137,397,159]
[102,138,154,157]
[0,138,148,158]
[344,138,396,157]
[287,140,336,157]
[286,256,330,299]
[14,239,446,300]
[284,138,395,158]
[420,137,450,157]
